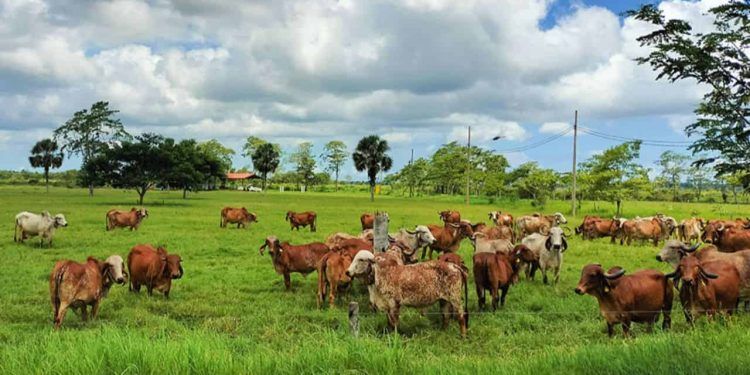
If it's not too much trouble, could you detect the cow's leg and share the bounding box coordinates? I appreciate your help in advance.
[476,285,485,311]
[440,300,450,329]
[622,321,631,338]
[606,322,614,337]
[91,300,101,319]
[542,268,548,285]
[328,280,337,308]
[420,246,428,261]
[554,268,560,285]
[164,289,170,299]
[79,306,88,322]
[491,285,499,311]
[530,263,538,280]
[147,284,154,296]
[387,303,401,333]
[500,285,509,307]
[54,301,70,329]
[283,273,291,290]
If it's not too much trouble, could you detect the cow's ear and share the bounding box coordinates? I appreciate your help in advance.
[561,237,568,252]
[545,237,552,250]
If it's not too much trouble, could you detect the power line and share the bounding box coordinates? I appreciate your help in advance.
[579,126,693,147]
[495,127,573,153]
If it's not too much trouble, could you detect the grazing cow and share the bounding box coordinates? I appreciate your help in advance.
[522,226,569,284]
[512,244,539,280]
[14,211,68,247]
[422,221,474,260]
[574,264,673,337]
[516,212,567,238]
[679,218,705,243]
[701,219,747,244]
[317,250,354,308]
[658,241,750,308]
[620,217,665,246]
[259,236,329,290]
[576,215,600,237]
[127,244,184,298]
[106,208,148,231]
[666,254,740,323]
[346,250,469,337]
[473,250,520,311]
[286,211,317,232]
[438,210,461,224]
[325,230,373,248]
[49,255,127,329]
[469,232,513,254]
[581,217,621,243]
[220,207,257,228]
[360,213,375,230]
[489,211,514,227]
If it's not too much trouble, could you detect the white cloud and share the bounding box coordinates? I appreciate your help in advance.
[539,122,571,134]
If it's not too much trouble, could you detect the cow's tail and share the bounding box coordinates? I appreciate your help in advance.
[52,264,67,323]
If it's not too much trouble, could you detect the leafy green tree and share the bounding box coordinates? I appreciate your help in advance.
[629,2,750,185]
[242,136,281,169]
[400,158,430,197]
[511,162,558,208]
[86,133,171,204]
[321,140,347,191]
[687,156,711,200]
[427,142,466,194]
[290,142,316,191]
[579,141,642,215]
[197,139,235,173]
[53,101,130,196]
[656,151,690,201]
[28,138,64,192]
[164,139,215,199]
[353,135,393,201]
[253,143,280,189]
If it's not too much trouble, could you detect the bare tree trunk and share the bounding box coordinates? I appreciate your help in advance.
[370,181,375,202]
[89,183,94,197]
[45,167,50,193]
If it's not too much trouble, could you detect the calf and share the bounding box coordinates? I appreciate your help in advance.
[574,264,673,337]
[473,250,520,311]
[220,207,257,228]
[49,255,127,329]
[513,244,540,281]
[346,250,469,337]
[522,226,568,284]
[127,244,184,298]
[259,236,329,290]
[361,213,375,230]
[666,254,740,323]
[106,208,148,231]
[317,250,354,308]
[286,211,317,232]
[15,211,68,247]
[439,210,462,224]
[422,221,474,260]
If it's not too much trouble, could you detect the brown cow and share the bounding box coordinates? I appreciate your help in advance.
[583,218,621,243]
[325,230,373,248]
[620,217,664,246]
[489,211,514,227]
[702,219,748,244]
[220,207,257,228]
[286,211,317,232]
[49,255,127,329]
[317,250,354,308]
[106,208,148,231]
[438,252,466,267]
[575,215,600,237]
[259,236,329,290]
[512,244,539,281]
[473,250,520,311]
[127,244,183,298]
[709,227,750,253]
[666,254,740,323]
[333,238,374,256]
[516,212,567,238]
[360,213,374,231]
[575,264,673,337]
[422,221,474,260]
[439,210,461,224]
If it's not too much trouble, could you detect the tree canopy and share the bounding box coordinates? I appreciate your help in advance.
[353,135,392,201]
[29,138,64,192]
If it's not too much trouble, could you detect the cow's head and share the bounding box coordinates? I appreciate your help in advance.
[439,211,450,222]
[472,222,487,233]
[553,212,568,225]
[259,236,281,256]
[488,211,500,223]
[702,222,725,244]
[545,226,568,253]
[412,225,436,247]
[346,250,375,279]
[248,212,258,223]
[104,255,127,284]
[665,254,717,289]
[157,247,184,280]
[656,240,700,266]
[285,211,293,221]
[574,264,625,295]
[53,214,68,228]
[458,220,474,238]
[137,208,149,220]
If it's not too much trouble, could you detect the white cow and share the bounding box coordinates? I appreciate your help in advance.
[521,226,568,285]
[14,211,68,247]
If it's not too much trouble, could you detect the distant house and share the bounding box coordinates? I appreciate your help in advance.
[226,172,260,182]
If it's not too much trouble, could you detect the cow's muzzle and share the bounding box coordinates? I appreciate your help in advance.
[574,287,584,295]
[655,255,663,262]
[345,271,352,278]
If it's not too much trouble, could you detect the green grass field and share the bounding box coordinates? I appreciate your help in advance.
[2,186,750,374]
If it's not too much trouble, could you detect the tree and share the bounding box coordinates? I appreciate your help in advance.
[86,133,171,204]
[28,138,64,192]
[290,142,316,191]
[53,101,131,196]
[197,139,235,173]
[656,151,690,201]
[579,141,643,216]
[164,139,208,199]
[242,136,281,169]
[353,135,393,202]
[629,3,750,185]
[687,157,712,200]
[511,162,558,208]
[252,143,280,189]
[321,140,347,191]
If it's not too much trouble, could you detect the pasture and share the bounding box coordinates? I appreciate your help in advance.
[3,186,750,374]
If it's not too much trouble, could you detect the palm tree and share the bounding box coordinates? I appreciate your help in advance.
[29,138,64,192]
[353,135,393,202]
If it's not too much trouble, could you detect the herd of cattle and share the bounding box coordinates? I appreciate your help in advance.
[11,206,750,338]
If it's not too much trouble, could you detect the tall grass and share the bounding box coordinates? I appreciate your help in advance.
[2,186,750,374]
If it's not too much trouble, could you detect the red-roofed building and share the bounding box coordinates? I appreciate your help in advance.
[226,172,260,181]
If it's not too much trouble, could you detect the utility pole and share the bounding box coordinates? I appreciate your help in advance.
[571,110,579,217]
[465,126,471,205]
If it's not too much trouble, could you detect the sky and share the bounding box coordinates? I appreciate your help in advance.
[0,0,728,180]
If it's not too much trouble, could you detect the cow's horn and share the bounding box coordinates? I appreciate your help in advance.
[718,223,725,231]
[604,269,626,280]
[683,242,701,253]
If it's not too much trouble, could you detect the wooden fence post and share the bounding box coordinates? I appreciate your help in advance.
[349,302,359,338]
[373,212,389,252]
